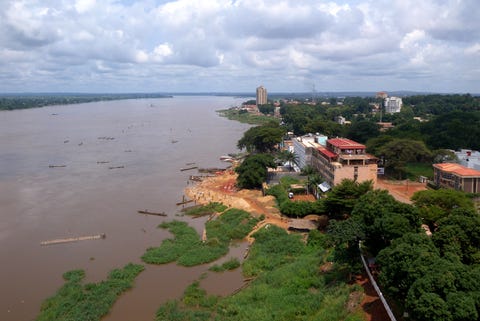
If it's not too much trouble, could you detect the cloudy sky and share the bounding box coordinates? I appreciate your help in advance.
[0,0,479,93]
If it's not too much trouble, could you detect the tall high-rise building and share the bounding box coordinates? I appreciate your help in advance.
[384,97,403,114]
[256,85,267,105]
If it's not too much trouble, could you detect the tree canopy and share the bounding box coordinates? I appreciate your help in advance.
[235,153,276,189]
[378,138,432,178]
[237,121,285,153]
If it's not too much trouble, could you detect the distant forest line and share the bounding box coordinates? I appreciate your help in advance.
[0,93,173,111]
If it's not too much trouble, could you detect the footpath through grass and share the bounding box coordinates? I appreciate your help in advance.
[142,208,259,266]
[36,263,144,321]
[155,225,365,321]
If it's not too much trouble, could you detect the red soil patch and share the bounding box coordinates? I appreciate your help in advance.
[290,194,317,201]
[354,274,391,321]
[376,178,427,204]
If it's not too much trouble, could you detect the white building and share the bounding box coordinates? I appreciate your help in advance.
[292,134,328,170]
[384,97,403,114]
[256,85,267,105]
[455,149,480,171]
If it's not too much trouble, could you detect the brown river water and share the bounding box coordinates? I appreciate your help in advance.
[0,96,252,321]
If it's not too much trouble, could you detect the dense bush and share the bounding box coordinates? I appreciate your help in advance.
[155,225,365,321]
[142,209,259,266]
[37,263,144,321]
[209,258,241,272]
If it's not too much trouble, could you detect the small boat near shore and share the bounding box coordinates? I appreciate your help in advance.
[220,155,234,162]
[180,166,198,171]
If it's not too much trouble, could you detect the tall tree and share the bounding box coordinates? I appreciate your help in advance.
[351,190,420,254]
[378,138,432,179]
[237,121,285,153]
[276,149,298,171]
[411,189,475,229]
[323,179,373,219]
[346,120,380,144]
[235,153,276,189]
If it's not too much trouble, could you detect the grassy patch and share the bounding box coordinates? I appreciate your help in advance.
[37,263,144,321]
[156,282,219,321]
[142,209,259,266]
[155,226,363,321]
[209,258,241,272]
[184,202,227,217]
[404,162,433,180]
[217,109,277,125]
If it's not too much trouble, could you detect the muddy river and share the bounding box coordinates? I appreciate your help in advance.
[0,96,251,321]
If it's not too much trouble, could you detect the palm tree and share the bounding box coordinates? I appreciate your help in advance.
[277,150,299,171]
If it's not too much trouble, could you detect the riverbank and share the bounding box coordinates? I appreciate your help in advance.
[185,170,289,242]
[185,169,392,321]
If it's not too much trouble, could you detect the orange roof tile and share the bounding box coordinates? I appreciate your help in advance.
[433,163,480,177]
[317,147,337,159]
[327,138,365,149]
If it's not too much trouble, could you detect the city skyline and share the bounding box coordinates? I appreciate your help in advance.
[0,0,479,94]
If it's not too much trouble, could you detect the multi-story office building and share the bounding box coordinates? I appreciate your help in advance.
[292,135,377,187]
[384,97,403,114]
[433,163,480,193]
[311,138,378,187]
[256,85,267,105]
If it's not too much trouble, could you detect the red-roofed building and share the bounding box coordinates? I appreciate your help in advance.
[311,138,377,187]
[433,163,480,193]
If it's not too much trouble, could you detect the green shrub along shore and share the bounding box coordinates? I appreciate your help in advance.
[209,258,241,272]
[36,205,365,321]
[142,208,259,266]
[36,263,144,321]
[156,225,364,321]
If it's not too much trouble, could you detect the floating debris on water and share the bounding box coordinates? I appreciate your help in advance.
[41,233,106,246]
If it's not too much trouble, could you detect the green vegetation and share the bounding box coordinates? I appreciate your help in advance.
[155,225,364,321]
[184,202,227,217]
[209,258,241,272]
[142,209,259,266]
[276,94,480,178]
[325,183,480,320]
[411,189,475,229]
[376,138,432,179]
[323,179,373,219]
[0,93,172,111]
[36,263,144,321]
[217,108,276,125]
[237,121,285,153]
[266,176,325,217]
[235,153,276,189]
[404,162,434,180]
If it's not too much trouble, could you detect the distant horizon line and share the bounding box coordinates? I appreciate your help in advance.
[0,90,478,97]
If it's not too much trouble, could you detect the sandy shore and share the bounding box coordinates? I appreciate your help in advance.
[185,171,289,242]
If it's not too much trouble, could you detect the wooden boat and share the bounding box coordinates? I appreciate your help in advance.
[180,166,198,171]
[137,210,167,216]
